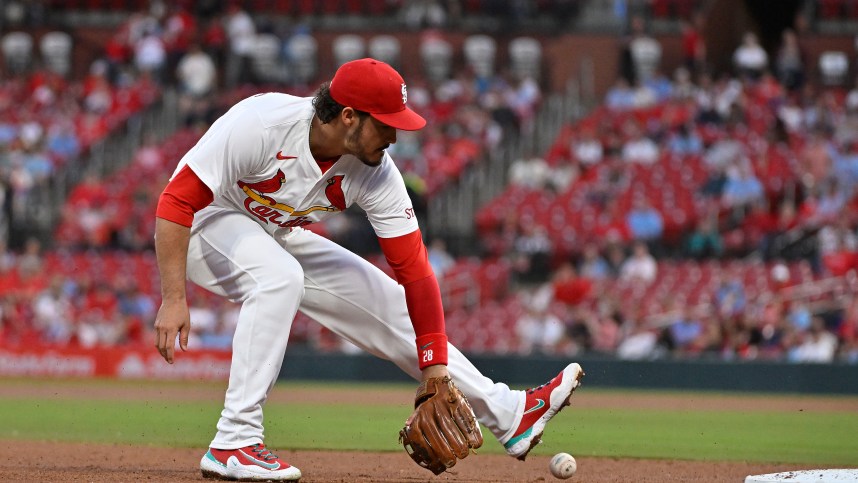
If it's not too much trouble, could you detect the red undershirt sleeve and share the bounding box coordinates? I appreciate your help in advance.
[377,229,448,369]
[155,165,214,227]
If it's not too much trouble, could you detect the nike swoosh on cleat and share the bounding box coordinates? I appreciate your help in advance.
[235,450,281,470]
[276,151,297,160]
[523,398,545,415]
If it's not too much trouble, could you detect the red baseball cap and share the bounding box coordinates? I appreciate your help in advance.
[329,58,426,131]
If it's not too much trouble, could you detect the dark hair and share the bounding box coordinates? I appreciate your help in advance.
[312,82,369,124]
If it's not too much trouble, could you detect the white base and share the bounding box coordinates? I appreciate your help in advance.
[745,469,858,483]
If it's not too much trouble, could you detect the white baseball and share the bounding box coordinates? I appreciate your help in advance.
[549,452,577,479]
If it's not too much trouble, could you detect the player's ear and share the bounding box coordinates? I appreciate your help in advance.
[340,107,359,127]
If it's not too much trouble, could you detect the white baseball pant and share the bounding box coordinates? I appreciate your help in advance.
[185,207,524,449]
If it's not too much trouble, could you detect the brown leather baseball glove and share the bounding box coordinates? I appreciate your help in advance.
[399,376,483,475]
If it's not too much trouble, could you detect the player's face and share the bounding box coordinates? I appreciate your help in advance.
[346,115,397,167]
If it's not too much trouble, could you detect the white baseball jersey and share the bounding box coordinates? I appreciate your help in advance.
[172,92,419,239]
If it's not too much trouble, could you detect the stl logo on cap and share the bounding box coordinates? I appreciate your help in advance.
[330,58,426,131]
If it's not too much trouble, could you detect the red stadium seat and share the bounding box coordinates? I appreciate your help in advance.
[321,0,342,14]
[365,0,388,15]
[344,0,363,14]
[463,0,483,14]
[296,0,315,15]
[819,0,844,18]
[650,0,670,17]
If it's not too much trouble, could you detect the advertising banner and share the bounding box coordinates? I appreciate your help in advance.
[0,345,232,380]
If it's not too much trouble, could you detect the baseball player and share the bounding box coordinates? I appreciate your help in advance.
[153,58,584,481]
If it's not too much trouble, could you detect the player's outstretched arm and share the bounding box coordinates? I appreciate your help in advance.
[153,165,213,363]
[154,217,192,364]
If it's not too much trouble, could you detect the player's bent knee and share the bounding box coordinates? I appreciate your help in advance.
[254,263,305,298]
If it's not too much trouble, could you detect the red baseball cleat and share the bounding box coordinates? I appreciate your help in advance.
[503,362,585,460]
[200,443,301,481]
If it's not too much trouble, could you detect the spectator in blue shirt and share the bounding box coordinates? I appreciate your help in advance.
[578,243,612,280]
[23,147,53,182]
[644,70,673,102]
[46,119,81,161]
[666,123,703,156]
[0,122,17,146]
[427,238,456,279]
[715,278,746,319]
[605,77,636,110]
[722,163,764,208]
[668,307,703,352]
[626,198,664,242]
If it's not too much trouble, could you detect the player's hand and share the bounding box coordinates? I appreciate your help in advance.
[406,364,450,425]
[154,299,191,364]
[399,373,483,475]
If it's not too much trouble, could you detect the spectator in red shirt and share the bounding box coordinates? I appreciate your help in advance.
[761,200,799,259]
[201,17,226,64]
[551,262,592,307]
[163,3,197,68]
[594,198,632,244]
[818,217,858,276]
[680,14,706,75]
[737,200,775,252]
[76,111,109,150]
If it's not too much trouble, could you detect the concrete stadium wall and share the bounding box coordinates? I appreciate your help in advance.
[277,350,858,395]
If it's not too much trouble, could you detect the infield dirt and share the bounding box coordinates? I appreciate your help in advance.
[0,440,838,482]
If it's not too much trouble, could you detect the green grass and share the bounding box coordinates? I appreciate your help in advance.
[1,382,856,466]
[562,408,857,465]
[0,399,224,447]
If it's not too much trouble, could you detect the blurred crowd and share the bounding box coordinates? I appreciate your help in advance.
[35,0,544,251]
[1,2,858,365]
[505,257,858,365]
[467,13,858,364]
[0,40,158,248]
[0,0,543,219]
[0,0,543,351]
[0,238,250,350]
